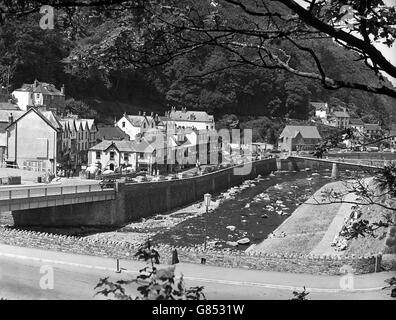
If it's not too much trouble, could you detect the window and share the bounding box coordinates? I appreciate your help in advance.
[110,151,115,160]
[139,152,144,159]
[122,122,125,128]
[96,151,101,160]
[124,153,129,161]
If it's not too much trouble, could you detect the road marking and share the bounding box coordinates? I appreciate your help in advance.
[0,251,385,293]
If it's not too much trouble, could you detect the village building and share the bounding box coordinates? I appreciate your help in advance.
[388,129,396,147]
[310,102,328,120]
[115,112,156,141]
[328,108,350,129]
[88,140,138,172]
[164,107,215,131]
[5,107,62,173]
[363,123,382,140]
[278,125,322,152]
[59,115,97,169]
[348,118,365,133]
[12,80,65,112]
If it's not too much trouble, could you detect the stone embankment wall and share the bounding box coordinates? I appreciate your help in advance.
[278,157,381,172]
[0,227,382,275]
[13,158,277,227]
[327,152,396,161]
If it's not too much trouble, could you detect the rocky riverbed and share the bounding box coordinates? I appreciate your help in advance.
[0,168,365,252]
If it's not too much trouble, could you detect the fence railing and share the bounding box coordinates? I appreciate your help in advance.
[0,183,114,201]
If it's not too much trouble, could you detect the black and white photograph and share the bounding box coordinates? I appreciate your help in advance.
[0,0,395,307]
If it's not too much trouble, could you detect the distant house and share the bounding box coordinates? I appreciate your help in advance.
[60,115,97,168]
[0,101,20,111]
[5,107,62,173]
[348,118,365,133]
[388,129,396,147]
[165,107,215,131]
[116,112,156,141]
[278,125,322,152]
[328,108,350,129]
[88,140,138,172]
[363,123,382,140]
[12,80,65,112]
[310,102,328,119]
[96,125,130,142]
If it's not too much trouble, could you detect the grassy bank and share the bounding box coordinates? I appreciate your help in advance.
[250,182,343,255]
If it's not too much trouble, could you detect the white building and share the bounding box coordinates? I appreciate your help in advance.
[311,102,329,120]
[115,112,156,141]
[88,140,138,172]
[164,107,215,131]
[12,80,65,112]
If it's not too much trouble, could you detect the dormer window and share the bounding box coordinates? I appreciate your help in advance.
[122,121,125,128]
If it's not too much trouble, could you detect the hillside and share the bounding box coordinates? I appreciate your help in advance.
[0,11,395,128]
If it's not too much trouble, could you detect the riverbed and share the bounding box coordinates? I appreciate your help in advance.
[0,168,366,251]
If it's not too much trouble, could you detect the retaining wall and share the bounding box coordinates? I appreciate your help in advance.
[278,157,380,172]
[0,227,382,275]
[13,158,277,227]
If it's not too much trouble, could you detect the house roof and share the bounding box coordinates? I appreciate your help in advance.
[5,108,60,132]
[169,110,214,122]
[349,118,365,126]
[97,126,129,140]
[60,117,95,132]
[125,115,154,127]
[280,125,322,139]
[15,81,64,96]
[364,123,381,131]
[310,102,328,111]
[0,102,20,110]
[0,110,25,123]
[332,111,350,118]
[41,110,62,130]
[90,140,136,152]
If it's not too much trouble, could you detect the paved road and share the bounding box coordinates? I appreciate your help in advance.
[0,244,393,300]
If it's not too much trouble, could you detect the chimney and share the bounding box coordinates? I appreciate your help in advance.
[34,79,39,89]
[61,84,65,95]
[150,112,154,117]
[143,111,146,117]
[8,113,13,124]
[155,113,159,122]
[138,111,141,116]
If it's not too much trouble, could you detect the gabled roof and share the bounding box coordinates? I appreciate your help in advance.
[97,126,130,141]
[60,117,95,132]
[332,111,350,118]
[15,81,64,96]
[124,115,154,127]
[349,118,365,126]
[90,140,136,152]
[169,110,214,122]
[5,107,60,132]
[310,102,328,111]
[0,110,25,123]
[280,125,321,139]
[0,102,20,111]
[364,123,381,131]
[41,110,62,130]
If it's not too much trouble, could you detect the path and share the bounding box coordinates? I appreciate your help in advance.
[310,192,358,256]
